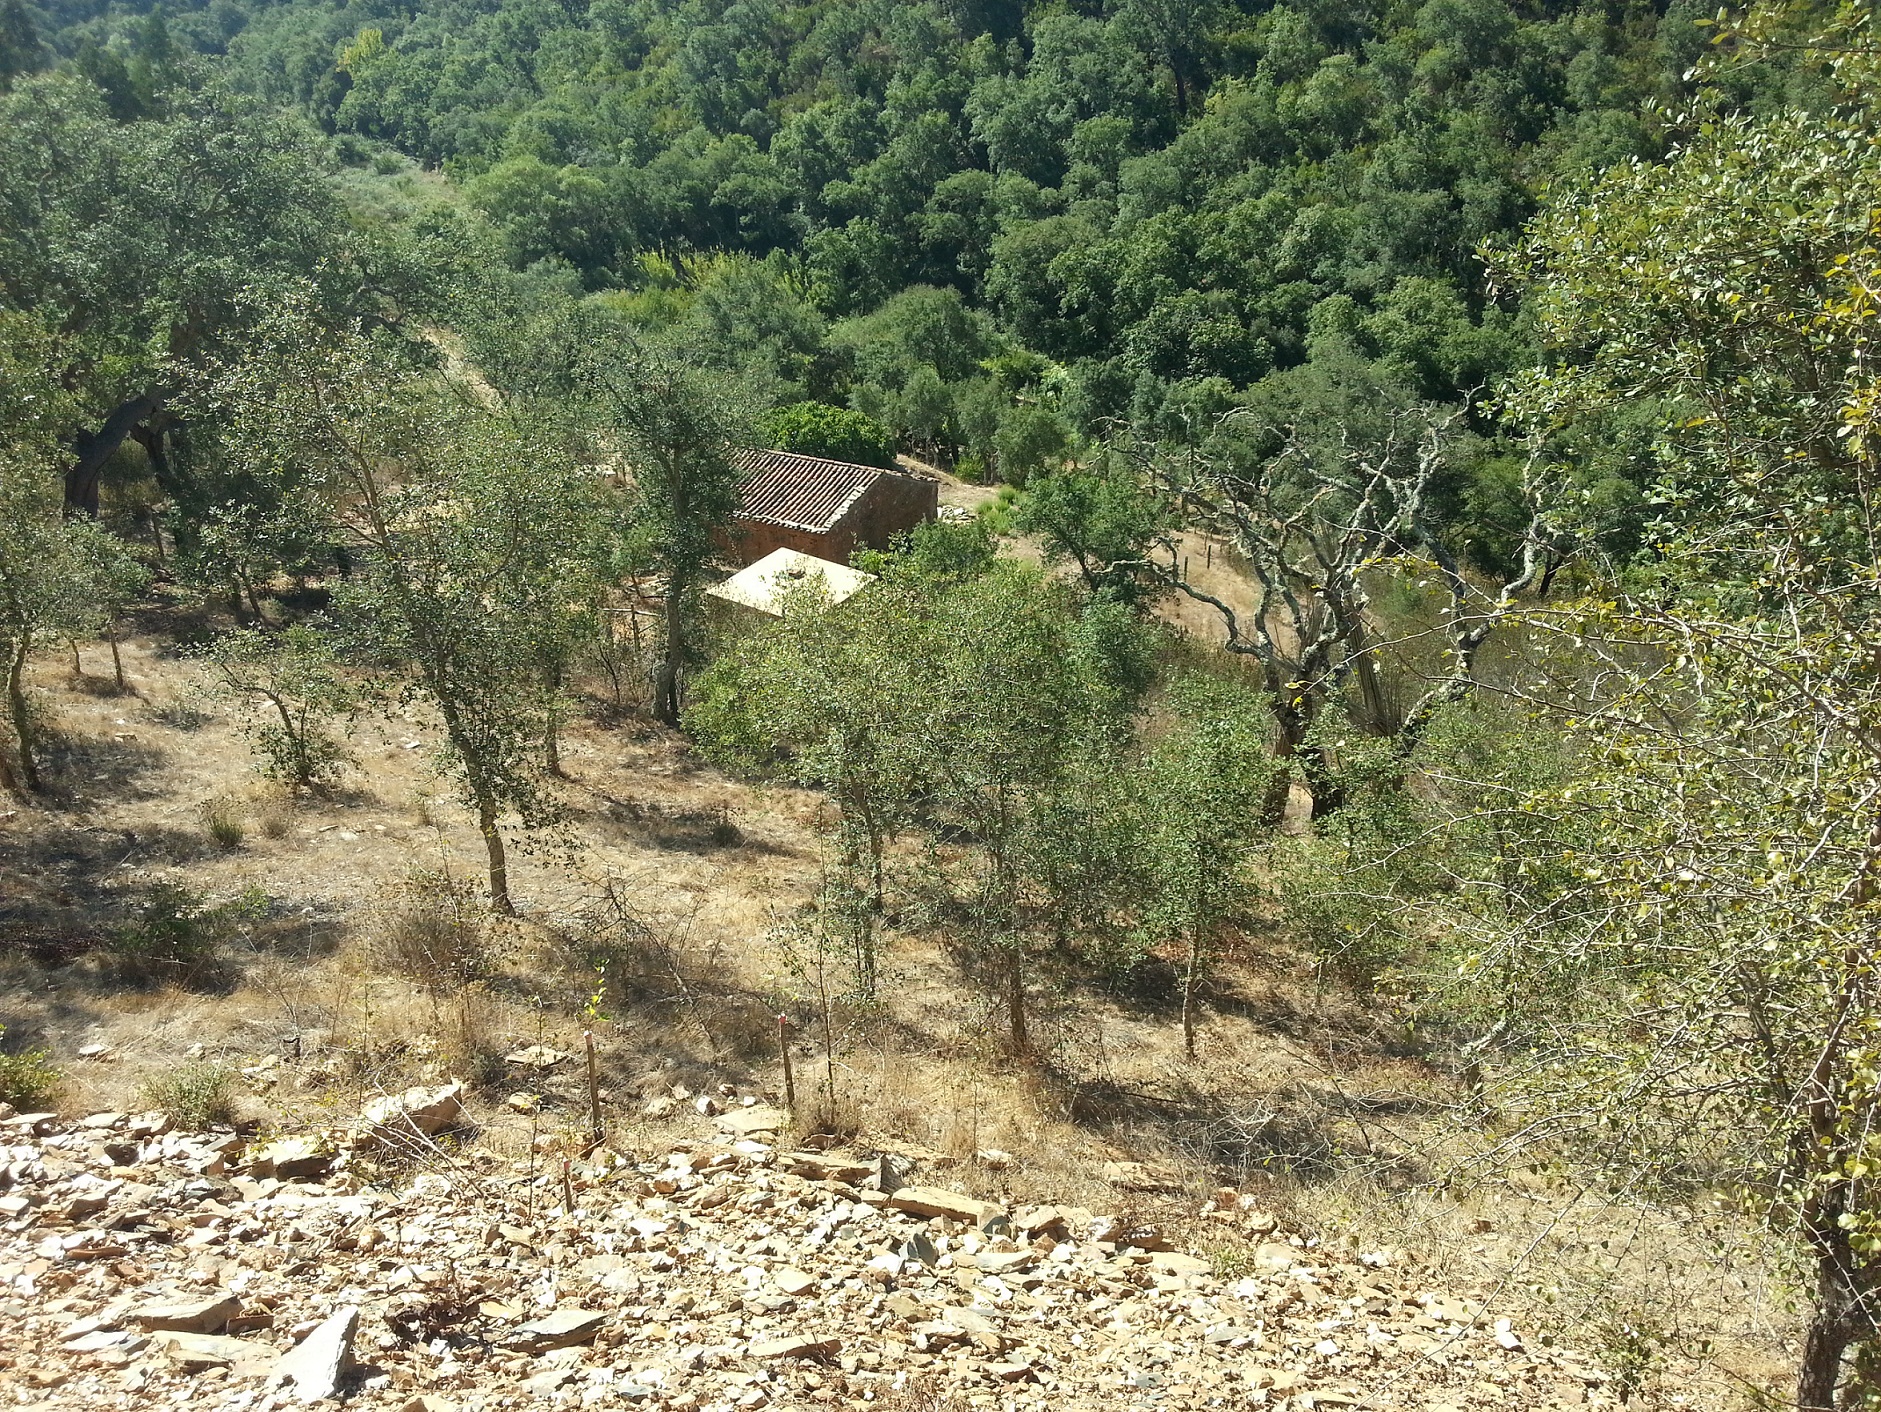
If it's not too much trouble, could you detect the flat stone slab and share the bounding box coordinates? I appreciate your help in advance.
[1103,1160,1180,1191]
[505,1308,606,1352]
[715,1106,787,1136]
[1148,1251,1210,1275]
[357,1084,465,1147]
[885,1186,999,1224]
[269,1304,358,1402]
[750,1335,839,1360]
[132,1292,240,1334]
[970,1248,1037,1275]
[152,1331,274,1375]
[772,1267,817,1296]
[247,1136,332,1181]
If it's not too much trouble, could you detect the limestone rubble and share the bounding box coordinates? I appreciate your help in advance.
[0,1103,1616,1410]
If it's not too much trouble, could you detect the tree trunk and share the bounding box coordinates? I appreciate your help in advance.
[146,506,166,566]
[655,576,685,726]
[478,796,515,916]
[1798,1301,1853,1411]
[1182,926,1201,1059]
[69,639,81,678]
[1350,641,1392,735]
[1006,951,1029,1059]
[599,637,623,713]
[1259,692,1306,827]
[0,735,19,797]
[8,635,41,793]
[543,665,566,775]
[1796,1176,1867,1409]
[128,412,177,496]
[66,390,166,516]
[108,628,126,693]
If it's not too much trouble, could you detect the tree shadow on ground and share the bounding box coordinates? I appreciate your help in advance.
[0,814,344,1015]
[37,732,172,805]
[571,792,798,857]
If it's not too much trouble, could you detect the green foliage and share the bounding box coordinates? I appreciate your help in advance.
[0,316,149,791]
[693,555,1165,1044]
[101,0,1692,478]
[572,319,756,726]
[111,883,262,968]
[0,1025,58,1110]
[991,404,1069,485]
[214,306,617,911]
[1436,30,1881,1400]
[141,1062,237,1128]
[1014,458,1173,601]
[1139,673,1279,1054]
[760,401,896,468]
[0,0,45,88]
[12,0,1767,562]
[0,73,376,514]
[203,624,356,788]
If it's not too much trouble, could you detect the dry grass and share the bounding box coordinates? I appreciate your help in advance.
[255,793,292,839]
[201,794,246,850]
[0,623,1795,1410]
[374,870,491,994]
[141,1061,237,1127]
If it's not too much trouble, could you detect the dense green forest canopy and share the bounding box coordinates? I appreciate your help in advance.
[3,0,1815,551]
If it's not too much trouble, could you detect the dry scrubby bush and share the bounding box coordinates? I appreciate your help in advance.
[0,1026,59,1109]
[141,1061,237,1127]
[108,883,264,976]
[376,871,490,993]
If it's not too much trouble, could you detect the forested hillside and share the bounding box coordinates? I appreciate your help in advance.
[5,0,1785,509]
[5,0,1881,1406]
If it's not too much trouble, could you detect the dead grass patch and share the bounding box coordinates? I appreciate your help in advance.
[374,870,491,993]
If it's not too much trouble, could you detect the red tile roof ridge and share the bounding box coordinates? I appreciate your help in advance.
[734,447,926,532]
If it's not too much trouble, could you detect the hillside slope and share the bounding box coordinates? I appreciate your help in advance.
[0,1095,1618,1411]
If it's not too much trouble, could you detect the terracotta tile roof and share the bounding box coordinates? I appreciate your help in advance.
[734,449,889,532]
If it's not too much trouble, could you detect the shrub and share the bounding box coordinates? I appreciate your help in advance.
[378,871,489,993]
[991,404,1069,486]
[111,883,262,969]
[142,1062,236,1128]
[760,402,897,468]
[202,624,356,789]
[202,795,245,850]
[0,1026,59,1110]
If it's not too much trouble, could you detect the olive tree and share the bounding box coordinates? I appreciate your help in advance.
[1462,65,1881,1406]
[1140,675,1279,1058]
[902,561,1149,1055]
[573,325,752,728]
[688,577,923,998]
[203,624,356,788]
[692,541,1154,1052]
[0,311,147,794]
[217,309,609,912]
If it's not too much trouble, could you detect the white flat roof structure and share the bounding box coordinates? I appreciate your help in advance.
[705,547,875,618]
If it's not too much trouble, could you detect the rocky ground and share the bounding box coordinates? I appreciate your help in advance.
[0,1088,1616,1412]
